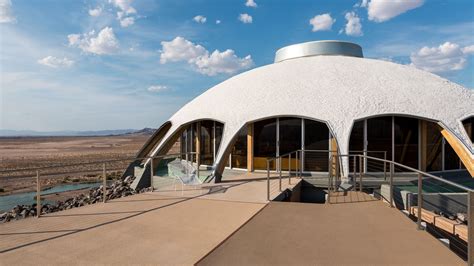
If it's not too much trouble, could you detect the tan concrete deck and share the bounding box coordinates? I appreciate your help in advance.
[198,193,465,265]
[0,191,265,265]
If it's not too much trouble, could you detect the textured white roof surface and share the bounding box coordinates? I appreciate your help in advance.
[152,55,474,175]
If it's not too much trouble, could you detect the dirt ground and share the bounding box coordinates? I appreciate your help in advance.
[0,135,150,195]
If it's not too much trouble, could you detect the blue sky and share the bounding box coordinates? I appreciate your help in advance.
[1,0,473,131]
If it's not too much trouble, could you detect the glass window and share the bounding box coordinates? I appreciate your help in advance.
[215,122,223,156]
[200,121,214,165]
[349,120,364,172]
[304,119,329,172]
[394,117,419,170]
[425,122,443,172]
[367,117,392,172]
[231,126,247,169]
[254,119,277,170]
[463,117,474,143]
[279,118,302,171]
[445,141,461,170]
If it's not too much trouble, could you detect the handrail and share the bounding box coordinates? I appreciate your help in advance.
[0,152,199,174]
[358,154,473,192]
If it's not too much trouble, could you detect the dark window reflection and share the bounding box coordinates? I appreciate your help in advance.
[394,117,419,170]
[304,119,329,171]
[254,119,277,170]
[231,126,247,169]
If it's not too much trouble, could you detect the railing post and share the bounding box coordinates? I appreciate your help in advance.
[468,190,474,266]
[417,173,423,230]
[328,156,332,204]
[295,151,299,179]
[103,163,107,203]
[267,160,270,201]
[279,157,282,191]
[36,170,41,218]
[150,157,154,189]
[389,162,393,208]
[288,153,291,185]
[359,156,363,192]
[383,151,387,181]
[353,156,356,191]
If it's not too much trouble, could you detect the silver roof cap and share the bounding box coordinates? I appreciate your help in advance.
[275,40,363,63]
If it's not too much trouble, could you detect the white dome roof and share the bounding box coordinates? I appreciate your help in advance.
[153,55,474,174]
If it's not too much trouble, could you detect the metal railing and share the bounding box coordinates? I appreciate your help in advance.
[265,149,387,201]
[0,152,200,218]
[330,153,474,264]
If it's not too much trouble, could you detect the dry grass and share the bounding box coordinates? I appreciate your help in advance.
[0,135,149,195]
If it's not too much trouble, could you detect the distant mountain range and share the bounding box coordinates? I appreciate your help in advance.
[0,128,156,137]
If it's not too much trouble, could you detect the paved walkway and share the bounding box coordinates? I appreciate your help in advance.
[0,190,265,265]
[198,195,465,265]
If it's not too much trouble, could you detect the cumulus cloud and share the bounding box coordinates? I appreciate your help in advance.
[0,0,15,23]
[37,56,75,68]
[238,13,253,24]
[193,15,207,24]
[68,27,119,55]
[367,0,424,22]
[309,13,335,32]
[109,0,137,27]
[147,85,168,92]
[160,36,253,76]
[410,42,474,73]
[343,12,363,36]
[89,7,102,17]
[245,0,257,8]
[462,45,474,55]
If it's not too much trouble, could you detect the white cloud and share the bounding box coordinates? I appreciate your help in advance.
[410,42,474,72]
[109,0,136,14]
[68,27,119,55]
[147,85,168,93]
[462,45,474,55]
[309,13,335,32]
[245,0,257,8]
[37,56,75,68]
[194,50,253,76]
[88,7,102,17]
[193,15,207,24]
[343,12,363,36]
[160,37,207,64]
[216,20,221,24]
[354,0,368,8]
[109,0,137,27]
[367,0,424,23]
[0,0,15,23]
[119,16,135,27]
[160,36,254,76]
[238,13,253,24]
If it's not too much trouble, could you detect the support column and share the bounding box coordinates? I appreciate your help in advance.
[196,122,201,168]
[247,124,254,172]
[330,136,338,177]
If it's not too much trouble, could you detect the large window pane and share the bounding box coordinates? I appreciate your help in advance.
[394,117,419,170]
[231,126,247,169]
[445,142,461,170]
[367,117,392,172]
[464,117,474,143]
[279,118,302,171]
[426,122,443,172]
[200,121,214,165]
[254,119,277,170]
[349,120,364,172]
[304,119,329,172]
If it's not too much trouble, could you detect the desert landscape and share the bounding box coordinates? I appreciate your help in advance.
[0,134,150,196]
